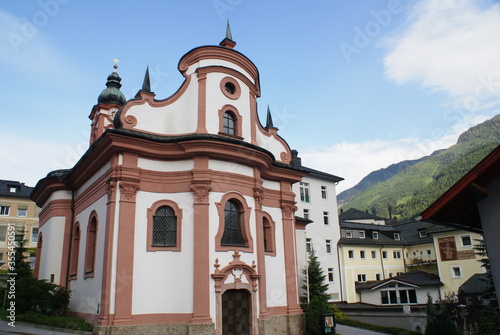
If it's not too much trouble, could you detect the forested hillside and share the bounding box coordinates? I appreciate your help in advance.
[339,115,500,220]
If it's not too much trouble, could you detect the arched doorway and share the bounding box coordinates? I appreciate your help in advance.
[222,289,251,335]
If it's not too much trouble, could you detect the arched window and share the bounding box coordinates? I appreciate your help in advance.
[153,206,177,247]
[69,223,80,279]
[263,217,272,252]
[215,193,253,252]
[84,214,97,278]
[147,200,182,251]
[221,200,245,246]
[262,213,276,256]
[223,111,236,136]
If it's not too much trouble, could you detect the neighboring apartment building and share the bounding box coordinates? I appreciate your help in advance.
[0,180,40,267]
[338,217,484,304]
[291,151,343,302]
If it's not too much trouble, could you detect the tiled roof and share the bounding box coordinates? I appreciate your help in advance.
[0,180,33,198]
[339,208,386,221]
[356,270,443,291]
[459,273,490,295]
[339,221,403,245]
[340,221,395,231]
[297,165,344,183]
[392,221,435,245]
[340,220,463,246]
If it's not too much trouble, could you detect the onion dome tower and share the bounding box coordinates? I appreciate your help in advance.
[89,59,126,144]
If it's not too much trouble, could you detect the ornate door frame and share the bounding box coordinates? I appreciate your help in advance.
[212,251,260,335]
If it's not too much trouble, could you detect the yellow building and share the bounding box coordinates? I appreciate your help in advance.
[0,180,40,267]
[338,222,407,303]
[338,219,484,304]
[431,228,484,296]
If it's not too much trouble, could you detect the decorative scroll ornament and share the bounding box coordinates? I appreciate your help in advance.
[212,251,260,292]
[106,180,117,199]
[120,183,139,200]
[253,188,264,206]
[281,203,297,219]
[191,184,212,203]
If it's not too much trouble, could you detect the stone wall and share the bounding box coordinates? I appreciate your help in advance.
[259,314,305,335]
[93,323,215,335]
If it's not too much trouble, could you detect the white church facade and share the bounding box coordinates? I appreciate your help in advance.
[31,30,343,335]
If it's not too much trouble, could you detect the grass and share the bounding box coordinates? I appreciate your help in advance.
[0,309,93,332]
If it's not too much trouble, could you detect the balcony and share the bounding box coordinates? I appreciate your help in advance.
[407,256,436,267]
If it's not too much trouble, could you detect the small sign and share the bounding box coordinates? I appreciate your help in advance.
[403,305,411,315]
[323,314,335,334]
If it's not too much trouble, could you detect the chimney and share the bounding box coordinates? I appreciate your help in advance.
[291,149,302,167]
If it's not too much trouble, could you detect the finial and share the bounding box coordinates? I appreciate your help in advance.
[141,66,151,92]
[113,58,119,72]
[266,105,274,129]
[226,20,233,41]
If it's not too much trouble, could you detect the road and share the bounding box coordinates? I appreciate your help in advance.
[0,320,90,335]
[336,323,390,335]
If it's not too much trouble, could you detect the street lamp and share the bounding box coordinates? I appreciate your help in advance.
[457,304,467,335]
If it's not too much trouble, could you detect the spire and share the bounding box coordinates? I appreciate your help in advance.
[226,20,233,41]
[141,66,151,92]
[97,59,126,105]
[266,105,275,129]
[219,20,236,49]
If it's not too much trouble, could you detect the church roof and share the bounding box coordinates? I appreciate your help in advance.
[97,63,126,105]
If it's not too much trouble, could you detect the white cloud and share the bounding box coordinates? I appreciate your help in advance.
[384,0,500,104]
[301,110,496,193]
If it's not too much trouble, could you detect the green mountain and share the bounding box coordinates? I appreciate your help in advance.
[339,115,500,220]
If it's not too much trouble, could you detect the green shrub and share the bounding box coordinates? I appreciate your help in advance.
[16,311,93,331]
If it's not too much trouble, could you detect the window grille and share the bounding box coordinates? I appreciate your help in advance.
[152,206,177,246]
[221,200,245,246]
[223,112,236,135]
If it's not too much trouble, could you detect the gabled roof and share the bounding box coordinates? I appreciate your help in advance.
[339,208,386,221]
[421,145,500,233]
[356,270,443,291]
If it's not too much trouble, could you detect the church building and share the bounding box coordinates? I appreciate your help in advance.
[31,29,342,335]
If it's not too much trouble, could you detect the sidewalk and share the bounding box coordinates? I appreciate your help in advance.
[0,319,391,335]
[0,320,91,335]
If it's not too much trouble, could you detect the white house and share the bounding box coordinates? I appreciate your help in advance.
[290,152,343,303]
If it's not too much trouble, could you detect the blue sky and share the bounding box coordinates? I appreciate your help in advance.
[1,0,499,192]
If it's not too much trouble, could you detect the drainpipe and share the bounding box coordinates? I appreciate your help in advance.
[402,246,407,273]
[379,245,385,280]
[430,234,443,299]
[336,242,344,302]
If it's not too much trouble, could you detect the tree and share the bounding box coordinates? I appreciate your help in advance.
[302,249,332,335]
[4,235,71,315]
[425,295,459,335]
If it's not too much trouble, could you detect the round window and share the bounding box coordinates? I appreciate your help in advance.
[225,82,236,95]
[220,77,241,99]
